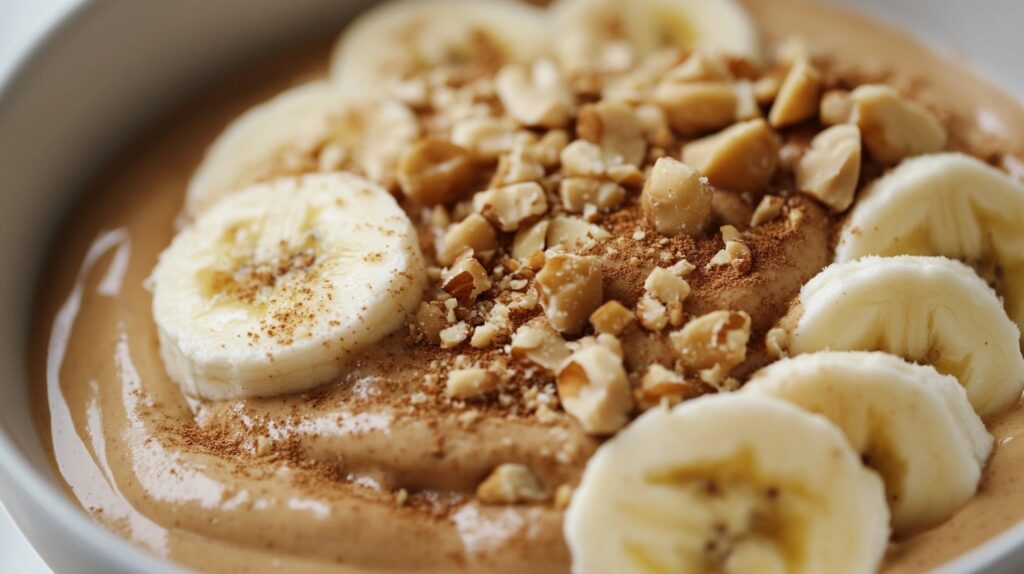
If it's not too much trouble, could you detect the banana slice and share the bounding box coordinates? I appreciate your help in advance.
[780,256,1024,417]
[152,173,426,400]
[836,152,1024,337]
[329,0,550,92]
[186,81,419,217]
[552,0,761,74]
[565,394,889,574]
[744,351,992,536]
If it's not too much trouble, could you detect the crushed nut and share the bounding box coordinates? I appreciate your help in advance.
[636,295,669,331]
[470,322,501,349]
[765,326,789,359]
[654,82,738,135]
[511,319,571,373]
[560,177,626,213]
[411,301,446,343]
[750,195,785,226]
[560,139,607,178]
[554,484,574,509]
[820,89,853,126]
[768,59,822,128]
[637,364,700,409]
[442,252,491,303]
[439,321,471,349]
[577,101,647,166]
[451,116,523,161]
[493,141,546,185]
[474,182,549,232]
[753,75,782,106]
[682,119,780,192]
[438,213,499,265]
[644,267,691,305]
[707,239,753,274]
[496,59,574,128]
[664,52,733,83]
[512,219,549,260]
[535,254,603,334]
[556,345,634,434]
[446,367,498,398]
[641,157,713,237]
[850,84,947,165]
[734,80,761,121]
[669,310,752,376]
[398,139,476,205]
[589,300,635,336]
[476,463,549,504]
[546,216,611,249]
[796,124,862,212]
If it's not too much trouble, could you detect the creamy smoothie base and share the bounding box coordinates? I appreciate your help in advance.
[28,0,1024,572]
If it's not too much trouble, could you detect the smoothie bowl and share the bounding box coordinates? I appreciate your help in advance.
[4,1,1024,573]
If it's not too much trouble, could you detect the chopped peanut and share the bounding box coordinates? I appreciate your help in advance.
[644,267,691,305]
[546,216,611,249]
[535,254,604,335]
[511,319,572,373]
[560,177,626,213]
[532,129,570,167]
[641,157,713,237]
[765,327,789,359]
[438,213,498,265]
[850,84,947,165]
[496,59,574,128]
[589,300,635,336]
[734,81,761,121]
[669,310,752,375]
[768,59,822,128]
[476,463,549,504]
[577,101,647,166]
[446,368,498,398]
[707,239,753,274]
[441,252,491,303]
[512,219,549,260]
[636,295,669,331]
[556,345,634,434]
[820,89,853,126]
[439,321,471,349]
[750,195,785,226]
[637,364,700,409]
[560,139,607,178]
[411,301,446,343]
[664,52,733,83]
[753,75,782,106]
[398,139,476,205]
[470,322,501,349]
[682,119,780,193]
[451,116,523,161]
[494,141,546,185]
[474,182,549,232]
[796,124,862,212]
[654,82,738,135]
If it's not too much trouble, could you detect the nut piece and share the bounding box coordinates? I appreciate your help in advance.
[446,368,498,399]
[476,463,549,504]
[535,254,604,335]
[495,59,574,128]
[442,252,492,303]
[511,319,572,373]
[451,116,523,161]
[850,84,947,165]
[556,345,634,434]
[636,295,669,332]
[589,300,635,336]
[768,59,822,128]
[820,89,853,126]
[750,195,785,226]
[707,239,753,274]
[411,301,446,343]
[494,141,546,186]
[577,101,648,166]
[439,321,471,349]
[474,182,549,232]
[546,216,611,249]
[641,157,713,237]
[438,213,498,265]
[682,119,780,192]
[654,82,738,135]
[796,124,862,212]
[637,364,700,409]
[669,310,752,375]
[644,267,691,305]
[560,139,607,178]
[560,177,627,213]
[398,139,476,205]
[512,219,549,260]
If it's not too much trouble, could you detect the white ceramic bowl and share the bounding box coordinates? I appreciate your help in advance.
[0,1,1021,572]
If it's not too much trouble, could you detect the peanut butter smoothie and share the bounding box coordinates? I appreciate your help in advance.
[29,0,1024,572]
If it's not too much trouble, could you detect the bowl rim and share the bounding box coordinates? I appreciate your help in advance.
[0,1,1021,573]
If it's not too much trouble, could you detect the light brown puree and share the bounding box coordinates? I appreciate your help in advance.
[28,0,1024,572]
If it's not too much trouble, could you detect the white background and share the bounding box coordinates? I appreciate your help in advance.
[0,1,74,571]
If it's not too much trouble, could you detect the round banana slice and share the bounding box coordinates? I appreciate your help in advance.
[186,81,419,217]
[152,173,426,400]
[744,351,993,536]
[565,394,889,574]
[329,0,550,92]
[781,256,1024,417]
[552,0,761,74]
[836,152,1024,338]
